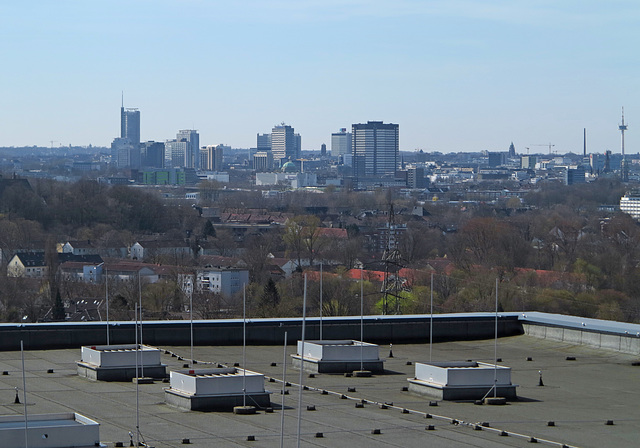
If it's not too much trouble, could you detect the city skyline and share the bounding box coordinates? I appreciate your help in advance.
[1,1,638,153]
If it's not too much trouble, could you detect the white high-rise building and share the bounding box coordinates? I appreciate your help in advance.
[331,128,352,157]
[271,124,300,164]
[176,129,200,169]
[352,121,399,177]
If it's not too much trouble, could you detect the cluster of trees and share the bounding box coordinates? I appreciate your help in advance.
[1,175,640,323]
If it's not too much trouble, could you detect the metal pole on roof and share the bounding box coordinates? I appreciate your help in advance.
[430,272,434,363]
[139,272,144,378]
[105,267,110,345]
[319,262,323,341]
[21,340,28,448]
[243,285,247,408]
[494,277,498,398]
[296,275,307,448]
[360,267,364,371]
[280,331,287,448]
[135,304,140,447]
[190,276,194,365]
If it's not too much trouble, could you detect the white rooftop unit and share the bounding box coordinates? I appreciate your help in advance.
[291,340,384,373]
[77,344,166,381]
[408,361,518,400]
[165,367,271,411]
[0,412,104,448]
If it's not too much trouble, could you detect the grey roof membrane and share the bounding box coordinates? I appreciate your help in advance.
[0,334,638,447]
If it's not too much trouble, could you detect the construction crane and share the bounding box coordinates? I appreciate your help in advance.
[531,143,555,154]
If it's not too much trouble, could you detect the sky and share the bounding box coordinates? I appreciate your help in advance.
[1,0,639,154]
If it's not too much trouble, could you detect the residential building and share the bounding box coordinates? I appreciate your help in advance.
[331,128,352,157]
[271,124,300,164]
[620,191,640,219]
[352,121,399,178]
[196,267,249,297]
[7,252,103,278]
[406,167,426,189]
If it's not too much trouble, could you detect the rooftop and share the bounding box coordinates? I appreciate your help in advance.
[0,333,638,447]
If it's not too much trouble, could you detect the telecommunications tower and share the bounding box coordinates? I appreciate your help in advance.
[619,108,629,182]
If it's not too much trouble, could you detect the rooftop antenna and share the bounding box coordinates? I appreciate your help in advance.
[494,277,498,398]
[619,107,628,157]
[121,91,124,108]
[21,340,28,448]
[138,273,144,378]
[134,302,140,448]
[360,267,364,372]
[296,275,307,448]
[189,276,194,365]
[242,285,247,408]
[319,262,323,340]
[105,267,110,345]
[430,272,434,362]
[280,331,288,448]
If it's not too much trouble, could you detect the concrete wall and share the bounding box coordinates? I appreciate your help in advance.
[523,323,640,355]
[0,315,523,351]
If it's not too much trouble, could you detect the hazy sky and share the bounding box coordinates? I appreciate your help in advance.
[1,1,638,154]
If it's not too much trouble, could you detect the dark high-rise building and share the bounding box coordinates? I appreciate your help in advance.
[141,141,165,168]
[488,152,505,167]
[352,121,399,178]
[120,106,140,147]
[257,133,271,152]
[320,143,327,158]
[566,166,586,185]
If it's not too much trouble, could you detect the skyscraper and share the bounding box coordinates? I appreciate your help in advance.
[201,145,225,171]
[352,121,399,178]
[331,128,351,157]
[120,106,140,147]
[271,124,300,164]
[177,129,200,169]
[256,133,271,152]
[141,141,165,168]
[164,139,189,169]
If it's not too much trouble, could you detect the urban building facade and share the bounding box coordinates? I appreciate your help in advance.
[620,191,640,219]
[196,267,249,297]
[271,124,300,164]
[176,129,200,169]
[331,128,352,157]
[141,141,165,168]
[352,121,399,178]
[253,151,273,171]
[200,145,225,171]
[120,107,140,147]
